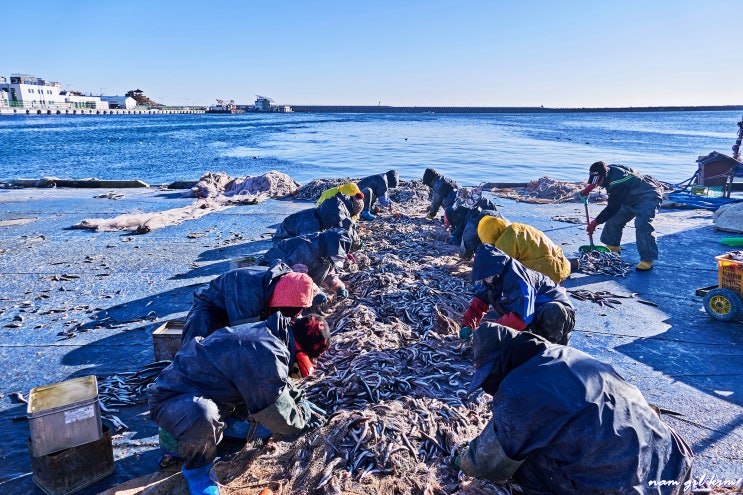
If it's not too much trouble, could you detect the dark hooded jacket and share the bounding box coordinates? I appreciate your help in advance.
[445,196,497,247]
[357,170,399,209]
[460,209,504,260]
[422,168,458,216]
[181,262,292,345]
[149,312,310,436]
[461,323,693,494]
[595,164,663,225]
[259,228,354,286]
[470,244,571,326]
[273,195,354,243]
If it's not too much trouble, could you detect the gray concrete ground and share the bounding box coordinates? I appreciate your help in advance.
[0,186,741,493]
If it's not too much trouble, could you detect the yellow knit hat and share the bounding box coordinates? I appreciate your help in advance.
[339,182,361,197]
[478,216,511,244]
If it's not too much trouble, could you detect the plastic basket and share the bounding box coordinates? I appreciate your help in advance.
[715,253,743,296]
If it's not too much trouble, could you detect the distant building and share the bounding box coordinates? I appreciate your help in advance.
[0,73,110,110]
[100,95,137,109]
[254,95,292,113]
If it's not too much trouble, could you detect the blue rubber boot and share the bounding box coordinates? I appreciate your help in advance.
[182,463,220,495]
[360,210,376,221]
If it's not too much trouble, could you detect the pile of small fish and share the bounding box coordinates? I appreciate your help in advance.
[578,250,632,277]
[97,360,171,432]
[219,183,517,494]
[567,289,628,308]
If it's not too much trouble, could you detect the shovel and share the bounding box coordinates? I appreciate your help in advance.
[579,196,610,253]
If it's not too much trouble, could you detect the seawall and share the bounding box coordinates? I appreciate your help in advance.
[0,107,204,116]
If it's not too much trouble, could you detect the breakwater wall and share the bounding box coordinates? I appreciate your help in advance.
[291,105,743,113]
[0,107,204,116]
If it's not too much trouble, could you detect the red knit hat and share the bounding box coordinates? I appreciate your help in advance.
[292,314,331,359]
[268,272,317,309]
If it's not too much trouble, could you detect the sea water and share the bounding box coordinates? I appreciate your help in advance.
[0,110,740,186]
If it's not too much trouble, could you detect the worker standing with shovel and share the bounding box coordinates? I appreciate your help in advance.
[579,161,664,271]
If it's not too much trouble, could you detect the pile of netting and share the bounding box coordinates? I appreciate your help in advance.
[490,176,594,204]
[216,181,519,494]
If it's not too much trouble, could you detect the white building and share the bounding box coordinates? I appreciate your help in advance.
[0,74,109,110]
[100,95,137,109]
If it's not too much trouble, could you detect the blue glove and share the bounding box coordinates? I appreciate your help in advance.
[301,400,325,429]
[447,235,460,245]
[312,292,328,306]
[337,287,349,299]
[459,326,473,340]
[454,456,461,468]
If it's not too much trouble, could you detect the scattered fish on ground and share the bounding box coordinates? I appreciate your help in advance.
[578,251,632,277]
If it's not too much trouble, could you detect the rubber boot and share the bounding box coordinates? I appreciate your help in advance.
[636,260,654,271]
[360,210,376,221]
[605,245,621,253]
[182,463,220,495]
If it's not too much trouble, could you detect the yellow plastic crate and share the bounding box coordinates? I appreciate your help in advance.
[716,253,743,296]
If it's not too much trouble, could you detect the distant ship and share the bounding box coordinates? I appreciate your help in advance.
[206,99,244,114]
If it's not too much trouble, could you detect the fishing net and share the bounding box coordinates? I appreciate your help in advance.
[72,171,300,233]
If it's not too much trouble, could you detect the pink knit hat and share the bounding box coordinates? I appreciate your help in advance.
[268,272,317,309]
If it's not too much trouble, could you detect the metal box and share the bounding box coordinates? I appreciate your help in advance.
[153,320,185,361]
[29,424,115,495]
[27,375,102,457]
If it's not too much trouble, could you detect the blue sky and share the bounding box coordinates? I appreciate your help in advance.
[3,0,740,108]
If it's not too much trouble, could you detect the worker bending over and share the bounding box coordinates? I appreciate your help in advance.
[458,323,693,495]
[460,244,575,345]
[477,216,576,284]
[181,263,322,346]
[149,312,330,495]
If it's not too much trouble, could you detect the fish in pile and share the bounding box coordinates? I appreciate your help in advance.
[578,250,632,277]
[97,360,171,432]
[568,289,629,308]
[220,185,519,494]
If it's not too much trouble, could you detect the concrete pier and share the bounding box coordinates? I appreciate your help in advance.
[0,107,205,116]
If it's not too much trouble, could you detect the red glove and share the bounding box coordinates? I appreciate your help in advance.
[579,184,596,197]
[461,297,490,329]
[587,219,599,235]
[443,213,450,227]
[496,312,527,331]
[295,351,315,378]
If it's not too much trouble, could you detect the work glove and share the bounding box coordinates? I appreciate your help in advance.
[579,183,596,198]
[312,292,328,306]
[301,400,325,429]
[454,456,461,468]
[459,326,473,341]
[496,312,527,331]
[426,213,436,220]
[587,219,599,236]
[336,287,349,300]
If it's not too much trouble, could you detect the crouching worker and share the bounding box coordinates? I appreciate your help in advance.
[149,312,330,495]
[477,216,576,284]
[458,323,693,495]
[181,261,323,346]
[422,167,458,219]
[315,182,365,221]
[259,227,358,300]
[460,244,575,345]
[356,170,399,221]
